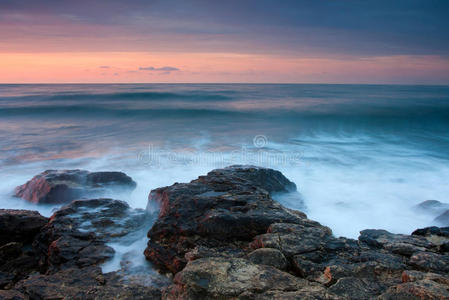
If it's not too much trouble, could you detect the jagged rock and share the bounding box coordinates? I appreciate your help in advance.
[145,166,305,274]
[0,210,48,245]
[33,198,150,273]
[247,248,288,270]
[15,169,136,204]
[165,257,317,299]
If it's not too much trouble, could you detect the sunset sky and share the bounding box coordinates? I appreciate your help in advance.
[1,0,449,84]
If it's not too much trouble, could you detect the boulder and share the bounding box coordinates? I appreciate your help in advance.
[15,169,136,204]
[145,165,305,274]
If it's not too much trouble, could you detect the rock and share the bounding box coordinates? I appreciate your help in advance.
[145,165,305,274]
[165,257,315,299]
[247,248,288,270]
[0,210,47,288]
[409,251,449,274]
[0,290,25,300]
[412,226,449,253]
[414,200,449,216]
[378,279,449,300]
[0,209,48,245]
[359,229,434,256]
[435,210,449,226]
[14,266,162,300]
[327,277,387,299]
[33,198,151,273]
[15,169,136,204]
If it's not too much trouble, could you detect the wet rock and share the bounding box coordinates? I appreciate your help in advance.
[145,165,305,274]
[15,169,136,204]
[0,210,48,245]
[247,248,288,270]
[165,257,314,299]
[34,198,150,273]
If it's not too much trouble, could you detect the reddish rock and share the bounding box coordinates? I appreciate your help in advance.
[15,169,136,204]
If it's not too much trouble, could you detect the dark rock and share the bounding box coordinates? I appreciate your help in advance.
[412,226,449,253]
[145,165,306,274]
[359,229,434,256]
[15,169,136,204]
[34,198,150,273]
[247,248,288,270]
[435,210,449,227]
[378,280,449,300]
[0,210,48,246]
[0,290,25,300]
[14,266,162,300]
[327,277,387,299]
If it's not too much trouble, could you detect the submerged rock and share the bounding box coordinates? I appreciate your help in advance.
[15,169,136,204]
[34,198,150,273]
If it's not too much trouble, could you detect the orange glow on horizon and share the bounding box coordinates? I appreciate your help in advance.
[1,52,448,84]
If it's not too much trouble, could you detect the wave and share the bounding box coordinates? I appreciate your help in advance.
[0,91,233,103]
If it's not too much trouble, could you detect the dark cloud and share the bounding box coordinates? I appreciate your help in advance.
[99,66,110,69]
[0,0,448,56]
[139,66,180,71]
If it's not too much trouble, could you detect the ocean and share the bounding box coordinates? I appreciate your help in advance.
[1,83,449,239]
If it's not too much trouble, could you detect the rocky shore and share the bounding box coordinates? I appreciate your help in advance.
[1,166,449,299]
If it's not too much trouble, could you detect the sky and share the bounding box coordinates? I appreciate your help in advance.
[0,0,449,84]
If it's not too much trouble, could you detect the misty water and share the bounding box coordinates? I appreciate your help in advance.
[1,83,449,250]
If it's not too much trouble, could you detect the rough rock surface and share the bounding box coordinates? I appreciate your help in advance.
[33,198,151,273]
[0,210,48,289]
[15,169,136,204]
[145,165,449,299]
[2,166,449,299]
